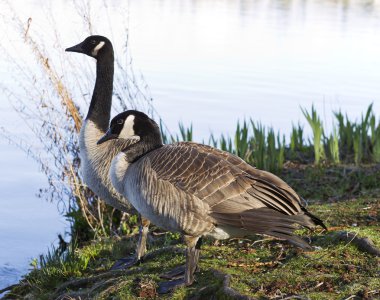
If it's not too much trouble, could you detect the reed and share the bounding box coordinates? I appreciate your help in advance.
[178,122,193,142]
[267,128,276,170]
[325,126,340,164]
[370,114,380,163]
[169,104,379,169]
[335,111,354,161]
[277,134,286,171]
[208,134,219,149]
[290,123,305,159]
[352,127,363,165]
[220,134,233,153]
[234,120,251,162]
[301,105,325,165]
[334,103,377,164]
[249,121,266,169]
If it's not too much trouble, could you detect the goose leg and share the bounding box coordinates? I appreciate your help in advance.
[158,236,201,294]
[160,237,202,280]
[111,216,150,270]
[136,217,150,260]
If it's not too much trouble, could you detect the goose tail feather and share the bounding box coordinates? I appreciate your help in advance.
[211,207,324,250]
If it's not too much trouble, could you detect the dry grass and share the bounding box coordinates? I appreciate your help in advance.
[0,0,156,238]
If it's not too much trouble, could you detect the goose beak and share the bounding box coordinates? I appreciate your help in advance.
[97,129,117,145]
[65,42,84,53]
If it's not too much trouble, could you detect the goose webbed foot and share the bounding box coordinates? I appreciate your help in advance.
[111,217,150,270]
[110,255,140,270]
[158,236,202,294]
[160,263,201,280]
[160,264,186,280]
[158,278,188,294]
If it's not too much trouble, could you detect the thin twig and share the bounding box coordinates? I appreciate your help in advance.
[212,269,256,300]
[335,231,380,256]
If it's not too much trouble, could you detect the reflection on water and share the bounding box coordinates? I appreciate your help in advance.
[0,265,26,294]
[0,0,380,291]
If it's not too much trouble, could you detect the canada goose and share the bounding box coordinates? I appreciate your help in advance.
[98,110,327,292]
[65,36,151,267]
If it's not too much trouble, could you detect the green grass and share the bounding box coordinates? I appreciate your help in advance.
[301,105,326,165]
[326,126,340,164]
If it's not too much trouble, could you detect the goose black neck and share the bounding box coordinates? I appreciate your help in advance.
[124,136,163,163]
[87,54,114,132]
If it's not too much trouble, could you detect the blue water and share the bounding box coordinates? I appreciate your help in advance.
[0,139,66,293]
[1,0,380,292]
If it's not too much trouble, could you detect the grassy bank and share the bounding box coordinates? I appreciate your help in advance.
[3,164,379,300]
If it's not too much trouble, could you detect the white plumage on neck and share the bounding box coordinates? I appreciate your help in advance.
[110,152,130,195]
[80,120,130,211]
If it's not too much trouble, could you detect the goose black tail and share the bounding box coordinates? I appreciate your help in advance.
[301,207,328,231]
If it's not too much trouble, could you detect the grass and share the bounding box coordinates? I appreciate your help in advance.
[4,164,379,300]
[290,122,306,160]
[325,126,340,164]
[334,103,379,165]
[301,105,326,165]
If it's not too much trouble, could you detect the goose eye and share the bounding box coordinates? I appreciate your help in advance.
[117,119,124,125]
[90,40,96,45]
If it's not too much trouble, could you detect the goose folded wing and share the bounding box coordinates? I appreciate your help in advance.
[148,143,302,215]
[185,142,302,207]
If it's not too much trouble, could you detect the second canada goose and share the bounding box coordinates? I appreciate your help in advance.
[65,36,151,268]
[98,110,327,292]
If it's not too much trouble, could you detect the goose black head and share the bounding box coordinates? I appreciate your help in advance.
[97,110,162,146]
[65,35,113,59]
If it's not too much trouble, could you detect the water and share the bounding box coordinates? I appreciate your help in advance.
[1,0,380,292]
[126,0,380,139]
[0,139,66,293]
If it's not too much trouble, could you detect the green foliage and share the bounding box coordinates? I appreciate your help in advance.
[326,125,340,164]
[160,119,193,144]
[290,122,305,159]
[335,110,354,161]
[301,105,325,165]
[210,120,286,173]
[250,121,266,168]
[334,103,379,165]
[234,120,250,161]
[370,115,380,163]
[161,104,379,174]
[178,122,193,142]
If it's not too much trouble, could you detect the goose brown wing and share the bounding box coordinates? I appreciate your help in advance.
[147,142,302,216]
[188,142,327,231]
[146,143,323,248]
[184,142,302,209]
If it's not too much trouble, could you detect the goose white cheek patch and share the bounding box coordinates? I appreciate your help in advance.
[120,115,137,139]
[91,41,105,56]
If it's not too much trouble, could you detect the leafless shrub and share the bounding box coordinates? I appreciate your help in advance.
[0,1,157,241]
